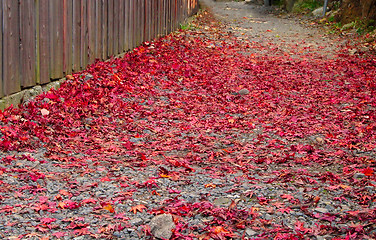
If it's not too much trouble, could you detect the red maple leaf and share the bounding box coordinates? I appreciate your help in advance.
[130,204,147,214]
[361,167,374,177]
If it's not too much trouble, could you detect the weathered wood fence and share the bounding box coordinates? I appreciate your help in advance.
[0,0,199,98]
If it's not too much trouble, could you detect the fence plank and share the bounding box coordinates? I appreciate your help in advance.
[140,0,145,44]
[102,0,108,59]
[113,0,119,55]
[95,0,103,59]
[20,0,36,88]
[37,0,50,84]
[137,0,141,44]
[119,0,125,52]
[157,0,161,37]
[107,0,114,57]
[72,0,81,71]
[0,2,3,97]
[143,0,148,42]
[63,0,73,75]
[124,0,130,51]
[80,0,88,68]
[167,0,170,35]
[49,0,64,80]
[3,0,21,95]
[150,0,154,40]
[87,0,96,64]
[128,0,134,50]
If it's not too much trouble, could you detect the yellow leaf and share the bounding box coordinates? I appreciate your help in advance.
[103,204,115,213]
[58,202,65,209]
[160,174,171,178]
[204,183,216,188]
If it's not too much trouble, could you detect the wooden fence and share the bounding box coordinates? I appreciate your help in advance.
[0,0,199,98]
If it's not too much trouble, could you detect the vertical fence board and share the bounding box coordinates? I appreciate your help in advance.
[63,0,73,75]
[114,0,120,55]
[158,0,161,37]
[72,0,81,71]
[107,0,114,57]
[124,0,129,51]
[38,0,50,84]
[80,0,88,68]
[3,0,21,95]
[0,2,3,97]
[87,0,95,64]
[144,0,148,42]
[134,0,139,46]
[49,0,64,80]
[173,0,177,31]
[118,0,125,52]
[102,0,108,59]
[129,0,134,50]
[166,0,169,34]
[20,0,36,88]
[151,0,155,40]
[138,0,142,45]
[95,0,103,59]
[140,0,145,44]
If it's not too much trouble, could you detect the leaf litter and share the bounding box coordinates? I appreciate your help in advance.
[0,7,376,240]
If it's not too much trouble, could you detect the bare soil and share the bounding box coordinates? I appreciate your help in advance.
[199,0,350,57]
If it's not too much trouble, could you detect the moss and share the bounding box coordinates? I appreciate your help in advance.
[292,0,322,13]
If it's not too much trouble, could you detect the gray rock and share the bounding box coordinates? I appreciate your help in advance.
[354,173,366,179]
[314,207,329,213]
[129,137,144,143]
[213,197,231,207]
[316,235,332,240]
[130,218,143,226]
[150,214,175,239]
[245,228,257,236]
[312,7,324,17]
[238,88,250,95]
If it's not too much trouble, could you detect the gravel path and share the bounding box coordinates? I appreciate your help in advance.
[0,1,375,240]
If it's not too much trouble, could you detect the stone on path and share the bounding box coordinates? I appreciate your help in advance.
[314,207,329,213]
[150,214,175,239]
[312,7,324,17]
[245,228,258,236]
[238,88,250,95]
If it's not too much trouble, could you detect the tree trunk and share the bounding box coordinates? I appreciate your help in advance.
[336,0,376,24]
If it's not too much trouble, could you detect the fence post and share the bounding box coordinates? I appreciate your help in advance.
[49,0,64,80]
[20,0,37,88]
[63,0,73,75]
[3,0,21,96]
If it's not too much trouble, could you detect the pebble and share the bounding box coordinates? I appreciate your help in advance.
[314,207,329,213]
[213,197,231,207]
[353,173,366,179]
[130,218,143,226]
[245,228,258,236]
[129,137,144,143]
[149,214,175,239]
[238,88,250,95]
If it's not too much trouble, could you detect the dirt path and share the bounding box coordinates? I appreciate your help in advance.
[0,2,375,239]
[200,0,346,57]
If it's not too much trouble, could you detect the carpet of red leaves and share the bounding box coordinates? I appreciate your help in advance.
[0,10,375,240]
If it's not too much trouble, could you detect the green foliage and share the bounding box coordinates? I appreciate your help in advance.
[327,16,335,22]
[292,0,322,13]
[180,23,192,30]
[346,19,376,35]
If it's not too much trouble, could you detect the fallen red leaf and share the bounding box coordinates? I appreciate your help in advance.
[130,204,147,214]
